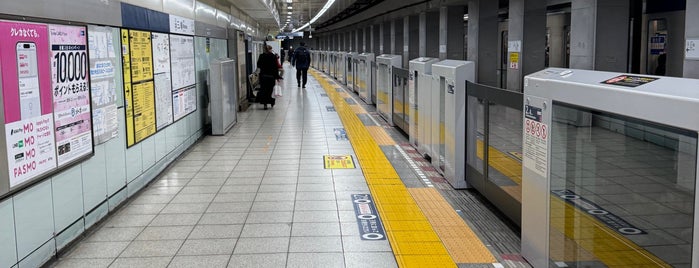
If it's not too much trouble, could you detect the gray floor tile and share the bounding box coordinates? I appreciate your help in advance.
[51,258,113,268]
[340,223,360,236]
[143,186,183,195]
[131,194,176,204]
[227,253,287,268]
[344,252,398,268]
[151,179,191,187]
[287,253,345,268]
[206,202,253,213]
[250,201,295,212]
[297,184,335,192]
[188,224,243,239]
[254,192,296,201]
[177,239,237,255]
[86,227,143,242]
[219,185,259,193]
[161,203,210,214]
[240,223,292,237]
[338,210,358,223]
[199,213,248,225]
[149,214,202,226]
[258,184,297,192]
[119,240,184,257]
[295,191,337,201]
[169,255,230,268]
[118,204,167,215]
[298,177,333,184]
[66,241,129,258]
[104,214,156,228]
[261,177,298,185]
[135,226,193,240]
[295,200,337,211]
[292,222,341,236]
[224,177,263,185]
[170,193,216,203]
[233,237,290,254]
[342,236,392,252]
[289,236,343,252]
[229,170,266,178]
[109,257,172,268]
[213,193,257,203]
[178,185,222,194]
[194,171,232,180]
[186,178,227,186]
[245,211,293,223]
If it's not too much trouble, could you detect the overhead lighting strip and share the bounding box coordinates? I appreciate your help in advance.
[291,0,335,33]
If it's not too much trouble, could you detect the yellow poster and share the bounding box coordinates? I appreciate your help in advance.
[132,81,157,143]
[324,155,356,169]
[121,29,135,146]
[509,52,519,69]
[129,30,153,82]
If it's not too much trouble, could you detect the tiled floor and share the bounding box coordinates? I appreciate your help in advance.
[51,63,397,268]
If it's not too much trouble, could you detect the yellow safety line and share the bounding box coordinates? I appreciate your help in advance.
[409,188,497,263]
[476,137,671,267]
[310,70,457,267]
[366,126,396,145]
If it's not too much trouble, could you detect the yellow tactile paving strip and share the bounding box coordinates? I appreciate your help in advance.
[366,126,396,145]
[309,70,458,267]
[409,188,497,263]
[476,134,672,266]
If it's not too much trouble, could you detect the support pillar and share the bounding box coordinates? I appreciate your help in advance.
[440,5,465,60]
[506,0,546,91]
[391,20,396,55]
[419,12,426,56]
[684,0,699,78]
[570,0,630,71]
[403,16,410,67]
[468,0,498,86]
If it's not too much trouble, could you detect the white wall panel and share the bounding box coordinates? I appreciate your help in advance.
[81,145,108,210]
[51,166,84,232]
[0,200,17,267]
[13,180,54,258]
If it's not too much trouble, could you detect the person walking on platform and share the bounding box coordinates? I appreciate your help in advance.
[292,42,311,88]
[289,46,295,67]
[256,44,282,109]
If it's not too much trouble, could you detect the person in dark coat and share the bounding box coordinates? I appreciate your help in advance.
[256,44,282,109]
[292,42,311,88]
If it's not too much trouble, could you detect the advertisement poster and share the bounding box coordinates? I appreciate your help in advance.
[88,25,119,144]
[132,81,156,142]
[49,24,93,166]
[172,85,196,121]
[151,32,173,130]
[0,21,57,187]
[169,35,195,89]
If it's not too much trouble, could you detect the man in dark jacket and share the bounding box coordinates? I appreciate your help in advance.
[292,42,311,88]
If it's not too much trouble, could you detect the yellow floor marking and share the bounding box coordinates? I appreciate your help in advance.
[477,139,522,185]
[366,126,396,145]
[409,188,497,263]
[310,70,456,267]
[350,104,366,114]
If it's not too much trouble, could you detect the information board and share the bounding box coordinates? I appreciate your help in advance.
[169,35,195,89]
[151,32,173,130]
[88,26,119,144]
[122,29,157,147]
[0,21,57,187]
[49,24,93,166]
[172,85,197,121]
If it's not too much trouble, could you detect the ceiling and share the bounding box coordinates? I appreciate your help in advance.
[219,0,360,33]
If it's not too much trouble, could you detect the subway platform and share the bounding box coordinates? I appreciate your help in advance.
[49,64,526,268]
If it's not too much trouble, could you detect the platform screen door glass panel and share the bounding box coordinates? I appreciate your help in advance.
[487,104,523,202]
[549,102,695,267]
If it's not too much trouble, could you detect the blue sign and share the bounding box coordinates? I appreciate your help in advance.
[650,35,666,55]
[551,189,645,235]
[326,106,336,112]
[333,128,348,140]
[345,98,356,105]
[351,194,386,240]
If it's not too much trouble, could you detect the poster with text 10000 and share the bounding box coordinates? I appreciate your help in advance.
[0,21,57,187]
[49,24,93,166]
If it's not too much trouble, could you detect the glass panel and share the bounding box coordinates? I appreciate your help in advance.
[549,102,696,267]
[487,103,523,201]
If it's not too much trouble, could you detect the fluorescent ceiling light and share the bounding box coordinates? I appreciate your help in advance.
[288,11,292,14]
[286,0,292,3]
[287,6,292,9]
[292,0,335,32]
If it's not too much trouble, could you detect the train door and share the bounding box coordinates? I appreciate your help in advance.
[497,24,508,88]
[646,18,668,75]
